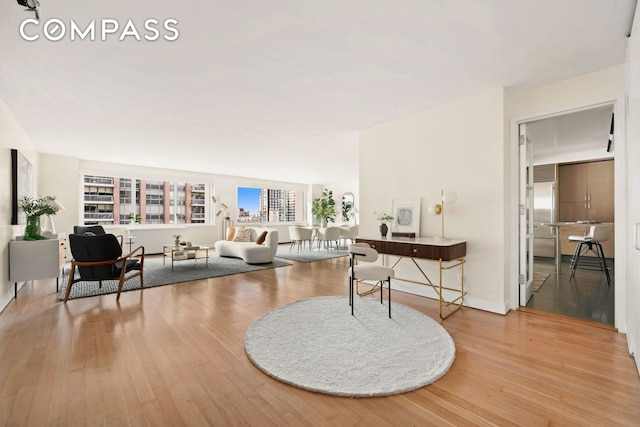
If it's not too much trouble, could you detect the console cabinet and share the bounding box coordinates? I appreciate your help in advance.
[9,235,66,298]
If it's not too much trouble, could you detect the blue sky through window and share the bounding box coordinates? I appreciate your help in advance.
[237,187,261,215]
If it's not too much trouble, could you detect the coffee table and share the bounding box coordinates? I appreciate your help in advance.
[163,245,210,271]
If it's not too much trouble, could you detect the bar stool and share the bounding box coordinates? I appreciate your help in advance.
[568,224,612,285]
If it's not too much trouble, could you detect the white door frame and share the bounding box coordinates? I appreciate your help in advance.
[509,95,627,332]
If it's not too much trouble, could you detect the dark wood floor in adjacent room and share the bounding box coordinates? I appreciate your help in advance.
[1,253,639,426]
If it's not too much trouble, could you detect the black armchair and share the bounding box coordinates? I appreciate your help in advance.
[64,233,145,302]
[73,225,123,246]
[73,225,106,235]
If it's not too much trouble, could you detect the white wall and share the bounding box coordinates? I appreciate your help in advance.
[625,7,640,374]
[360,88,508,314]
[0,97,40,311]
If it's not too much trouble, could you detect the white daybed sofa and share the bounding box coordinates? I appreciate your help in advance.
[214,227,279,264]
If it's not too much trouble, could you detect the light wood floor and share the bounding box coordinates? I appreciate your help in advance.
[1,254,639,426]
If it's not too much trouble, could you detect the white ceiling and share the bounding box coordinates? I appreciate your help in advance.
[0,0,636,184]
[527,105,615,160]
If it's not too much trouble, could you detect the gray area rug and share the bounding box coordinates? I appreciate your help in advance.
[275,246,349,263]
[58,255,291,301]
[244,296,456,397]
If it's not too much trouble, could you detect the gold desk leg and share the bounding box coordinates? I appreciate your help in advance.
[355,280,381,297]
[439,257,466,320]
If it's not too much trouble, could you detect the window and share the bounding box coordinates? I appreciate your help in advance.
[81,174,209,225]
[237,187,304,223]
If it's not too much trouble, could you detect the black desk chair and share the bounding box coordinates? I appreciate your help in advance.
[64,233,145,302]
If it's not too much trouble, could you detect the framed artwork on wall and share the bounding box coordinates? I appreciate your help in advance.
[11,149,33,225]
[392,198,421,236]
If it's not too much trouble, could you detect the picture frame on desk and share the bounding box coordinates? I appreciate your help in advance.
[392,198,421,236]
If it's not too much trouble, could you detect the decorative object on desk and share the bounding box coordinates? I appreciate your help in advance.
[392,231,416,238]
[244,296,455,397]
[392,198,421,236]
[172,233,181,246]
[373,210,394,237]
[19,195,61,240]
[11,149,33,225]
[58,255,291,301]
[428,190,458,241]
[312,188,336,227]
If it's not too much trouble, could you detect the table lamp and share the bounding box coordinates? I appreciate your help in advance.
[428,190,457,241]
[42,199,65,235]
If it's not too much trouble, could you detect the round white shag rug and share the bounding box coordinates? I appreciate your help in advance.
[244,296,456,397]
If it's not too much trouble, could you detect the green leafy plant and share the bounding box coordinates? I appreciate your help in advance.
[342,199,353,222]
[311,188,336,225]
[20,196,59,217]
[373,210,394,224]
[19,196,61,240]
[128,214,142,223]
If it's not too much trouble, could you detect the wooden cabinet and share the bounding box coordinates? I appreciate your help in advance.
[558,160,615,257]
[9,234,66,298]
[558,160,614,222]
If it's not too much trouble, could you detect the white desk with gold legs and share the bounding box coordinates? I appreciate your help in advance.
[355,236,466,319]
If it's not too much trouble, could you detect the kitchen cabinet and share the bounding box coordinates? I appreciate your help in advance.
[558,160,614,257]
[558,160,614,222]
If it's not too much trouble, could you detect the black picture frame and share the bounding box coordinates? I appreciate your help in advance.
[11,149,33,225]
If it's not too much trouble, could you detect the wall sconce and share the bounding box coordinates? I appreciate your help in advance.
[428,190,457,241]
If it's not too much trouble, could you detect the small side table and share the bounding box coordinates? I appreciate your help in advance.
[124,236,136,253]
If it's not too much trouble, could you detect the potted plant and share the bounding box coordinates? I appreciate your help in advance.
[19,196,61,240]
[128,214,142,224]
[311,188,336,227]
[172,233,182,246]
[373,210,394,237]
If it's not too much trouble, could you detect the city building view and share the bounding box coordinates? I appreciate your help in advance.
[237,187,304,223]
[82,175,207,225]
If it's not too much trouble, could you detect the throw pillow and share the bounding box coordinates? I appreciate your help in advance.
[232,227,252,242]
[226,227,236,241]
[256,231,268,245]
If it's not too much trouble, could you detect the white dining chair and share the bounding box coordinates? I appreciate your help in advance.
[348,243,394,318]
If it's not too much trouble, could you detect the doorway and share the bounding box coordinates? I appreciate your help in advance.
[515,101,622,326]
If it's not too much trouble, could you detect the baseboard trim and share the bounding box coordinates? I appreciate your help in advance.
[0,282,22,314]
